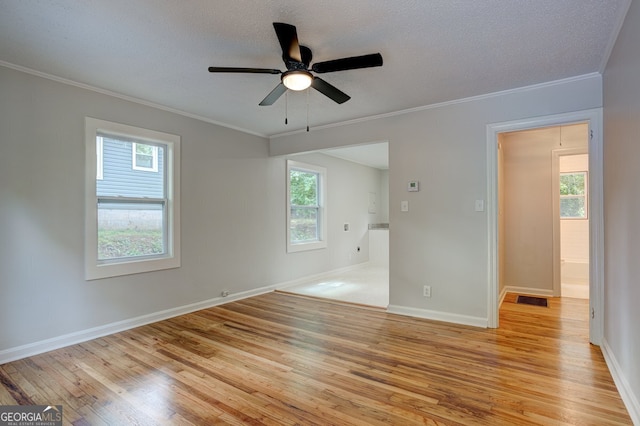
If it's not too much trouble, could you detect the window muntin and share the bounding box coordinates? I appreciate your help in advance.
[85,117,180,280]
[560,172,587,219]
[287,160,327,252]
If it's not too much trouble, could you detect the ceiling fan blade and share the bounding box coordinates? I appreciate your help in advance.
[273,22,302,63]
[259,83,287,106]
[300,46,313,68]
[208,67,281,74]
[311,77,350,104]
[311,53,383,73]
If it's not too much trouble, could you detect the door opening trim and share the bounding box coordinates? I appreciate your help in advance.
[486,109,603,345]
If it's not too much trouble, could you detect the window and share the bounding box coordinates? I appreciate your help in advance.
[85,117,180,280]
[287,160,327,252]
[132,142,158,172]
[560,172,587,219]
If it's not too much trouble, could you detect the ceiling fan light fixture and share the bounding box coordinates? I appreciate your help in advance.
[282,70,313,91]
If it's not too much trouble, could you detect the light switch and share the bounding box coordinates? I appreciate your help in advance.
[475,200,484,212]
[401,201,409,212]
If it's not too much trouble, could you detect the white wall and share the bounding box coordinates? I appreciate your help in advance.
[0,66,373,355]
[501,128,556,292]
[603,0,640,421]
[271,74,602,324]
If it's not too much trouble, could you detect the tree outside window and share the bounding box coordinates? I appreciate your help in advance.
[560,172,587,219]
[290,169,320,243]
[286,160,327,252]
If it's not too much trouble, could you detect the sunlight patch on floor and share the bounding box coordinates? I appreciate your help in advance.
[282,264,389,307]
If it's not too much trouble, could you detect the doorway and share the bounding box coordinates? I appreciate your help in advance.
[281,142,390,308]
[555,150,590,299]
[486,109,603,345]
[499,125,589,300]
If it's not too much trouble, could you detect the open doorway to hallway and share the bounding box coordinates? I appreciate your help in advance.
[499,123,589,302]
[487,109,603,344]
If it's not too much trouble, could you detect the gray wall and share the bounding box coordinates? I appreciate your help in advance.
[603,0,640,420]
[271,75,602,323]
[0,66,377,352]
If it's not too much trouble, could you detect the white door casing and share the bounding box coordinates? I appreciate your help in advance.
[486,108,603,345]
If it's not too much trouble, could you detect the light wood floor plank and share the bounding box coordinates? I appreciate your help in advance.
[0,292,632,425]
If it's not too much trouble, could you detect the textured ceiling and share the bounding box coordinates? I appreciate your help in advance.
[0,1,630,138]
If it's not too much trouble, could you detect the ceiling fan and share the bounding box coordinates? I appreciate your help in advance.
[208,22,383,106]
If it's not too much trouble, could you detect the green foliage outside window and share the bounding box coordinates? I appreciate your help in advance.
[290,169,319,242]
[290,170,318,205]
[560,172,587,218]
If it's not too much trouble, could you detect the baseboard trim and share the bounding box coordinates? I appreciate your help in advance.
[499,287,508,308]
[0,283,279,365]
[601,338,640,425]
[387,305,488,328]
[503,286,554,297]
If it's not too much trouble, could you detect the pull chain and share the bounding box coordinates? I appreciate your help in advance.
[285,91,288,125]
[559,126,562,146]
[306,88,310,132]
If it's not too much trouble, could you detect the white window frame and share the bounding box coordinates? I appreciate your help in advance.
[85,117,181,280]
[286,159,327,253]
[560,171,588,219]
[132,142,159,172]
[96,136,104,180]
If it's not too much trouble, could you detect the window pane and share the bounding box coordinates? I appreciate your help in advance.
[560,173,585,196]
[290,170,318,206]
[560,197,586,218]
[136,144,154,156]
[136,152,153,169]
[97,202,165,260]
[97,137,164,198]
[134,143,156,170]
[290,207,318,243]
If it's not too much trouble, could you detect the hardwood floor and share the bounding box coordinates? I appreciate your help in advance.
[0,292,632,425]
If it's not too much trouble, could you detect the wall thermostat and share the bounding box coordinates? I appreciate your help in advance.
[408,181,419,192]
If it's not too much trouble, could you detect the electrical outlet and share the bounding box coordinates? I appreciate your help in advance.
[423,285,431,298]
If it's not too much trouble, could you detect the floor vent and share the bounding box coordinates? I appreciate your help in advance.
[516,295,548,307]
